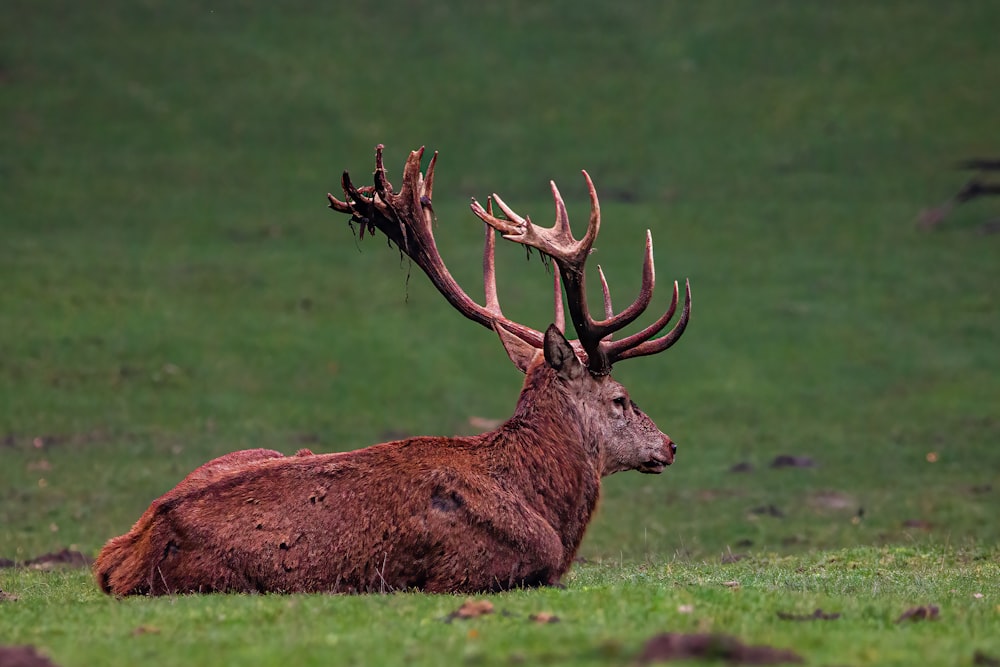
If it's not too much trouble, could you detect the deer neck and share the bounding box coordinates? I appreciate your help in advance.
[487,364,602,557]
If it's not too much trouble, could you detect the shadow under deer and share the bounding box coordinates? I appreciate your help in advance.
[94,146,692,595]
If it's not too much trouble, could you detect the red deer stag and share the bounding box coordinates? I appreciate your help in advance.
[94,145,691,596]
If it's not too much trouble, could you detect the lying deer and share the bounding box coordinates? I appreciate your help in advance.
[94,146,691,595]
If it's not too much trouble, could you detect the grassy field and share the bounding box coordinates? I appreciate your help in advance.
[2,546,998,666]
[2,1,998,665]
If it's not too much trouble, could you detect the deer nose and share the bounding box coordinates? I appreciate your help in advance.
[670,442,677,455]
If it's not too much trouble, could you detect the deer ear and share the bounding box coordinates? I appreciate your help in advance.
[495,322,538,374]
[543,324,586,380]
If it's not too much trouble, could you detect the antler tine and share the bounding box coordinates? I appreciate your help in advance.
[588,230,656,338]
[373,143,396,198]
[471,195,524,237]
[553,270,566,333]
[397,147,431,230]
[422,150,438,202]
[491,193,529,227]
[578,171,601,261]
[605,278,692,362]
[597,266,613,339]
[329,168,378,239]
[482,200,502,314]
[550,181,573,239]
[327,184,352,214]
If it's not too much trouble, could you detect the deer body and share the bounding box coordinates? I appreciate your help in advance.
[95,146,690,596]
[96,346,672,595]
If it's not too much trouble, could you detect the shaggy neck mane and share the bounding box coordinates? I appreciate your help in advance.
[511,361,580,429]
[481,357,601,564]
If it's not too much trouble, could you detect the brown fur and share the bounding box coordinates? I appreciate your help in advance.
[94,331,676,595]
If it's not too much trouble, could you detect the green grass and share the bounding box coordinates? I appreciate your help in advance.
[3,546,998,667]
[2,0,999,665]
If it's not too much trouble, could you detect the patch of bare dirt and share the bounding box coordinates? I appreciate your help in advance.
[896,605,939,623]
[979,219,1000,234]
[749,504,785,518]
[528,611,560,624]
[0,646,62,667]
[777,609,840,621]
[441,600,563,625]
[770,455,815,469]
[445,598,494,622]
[808,491,855,511]
[0,589,19,602]
[974,650,1000,666]
[637,633,803,665]
[22,549,91,570]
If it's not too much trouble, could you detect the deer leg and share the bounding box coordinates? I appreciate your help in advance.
[433,491,567,592]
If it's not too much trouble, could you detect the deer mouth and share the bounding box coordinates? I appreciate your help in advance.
[638,457,671,474]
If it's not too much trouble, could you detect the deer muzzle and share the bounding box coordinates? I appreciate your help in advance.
[637,435,676,474]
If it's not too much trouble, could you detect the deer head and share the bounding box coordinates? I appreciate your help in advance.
[535,323,679,475]
[328,145,690,478]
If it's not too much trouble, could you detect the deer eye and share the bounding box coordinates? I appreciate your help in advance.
[613,396,628,411]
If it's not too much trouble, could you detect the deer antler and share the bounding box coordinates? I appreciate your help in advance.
[328,145,561,370]
[328,145,690,375]
[471,173,690,375]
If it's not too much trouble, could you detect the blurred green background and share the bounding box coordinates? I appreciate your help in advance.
[2,0,998,564]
